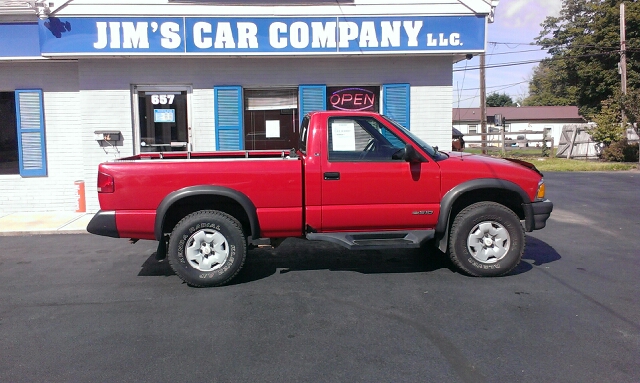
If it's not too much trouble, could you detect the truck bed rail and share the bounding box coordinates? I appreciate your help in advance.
[119,149,298,161]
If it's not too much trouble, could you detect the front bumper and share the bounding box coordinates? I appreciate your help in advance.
[523,199,554,231]
[532,199,554,230]
[87,210,120,238]
[524,199,553,232]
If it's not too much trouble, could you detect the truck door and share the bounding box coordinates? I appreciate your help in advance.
[320,115,441,232]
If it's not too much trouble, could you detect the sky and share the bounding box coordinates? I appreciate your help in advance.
[452,0,563,108]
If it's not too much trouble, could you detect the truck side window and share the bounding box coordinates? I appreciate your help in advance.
[327,117,405,162]
[299,115,310,154]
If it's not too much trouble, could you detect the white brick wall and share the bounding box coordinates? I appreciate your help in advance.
[77,55,452,87]
[78,88,135,211]
[0,62,83,214]
[2,55,455,213]
[77,55,453,153]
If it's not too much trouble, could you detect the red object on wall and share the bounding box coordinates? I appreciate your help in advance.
[75,180,86,213]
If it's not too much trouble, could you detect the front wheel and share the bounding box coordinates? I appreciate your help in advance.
[167,210,246,287]
[448,202,524,277]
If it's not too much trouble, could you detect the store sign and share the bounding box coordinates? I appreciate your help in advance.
[1,23,41,58]
[327,87,379,112]
[39,16,485,55]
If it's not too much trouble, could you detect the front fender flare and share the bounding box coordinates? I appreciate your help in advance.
[154,186,260,241]
[435,178,532,251]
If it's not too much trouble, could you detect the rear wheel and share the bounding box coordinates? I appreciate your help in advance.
[167,210,246,287]
[448,202,524,277]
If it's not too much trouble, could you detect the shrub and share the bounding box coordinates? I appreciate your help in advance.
[623,142,639,162]
[588,99,625,148]
[601,139,639,162]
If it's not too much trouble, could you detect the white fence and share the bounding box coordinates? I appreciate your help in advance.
[556,125,599,160]
[463,129,554,156]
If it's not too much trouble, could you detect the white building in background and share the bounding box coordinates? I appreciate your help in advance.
[1,0,499,213]
[453,106,586,147]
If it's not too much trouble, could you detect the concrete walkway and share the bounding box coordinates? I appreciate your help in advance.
[0,212,94,236]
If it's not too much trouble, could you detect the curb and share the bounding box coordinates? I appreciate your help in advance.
[0,212,94,237]
[0,230,90,237]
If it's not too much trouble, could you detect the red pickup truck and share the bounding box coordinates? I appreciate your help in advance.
[88,111,553,287]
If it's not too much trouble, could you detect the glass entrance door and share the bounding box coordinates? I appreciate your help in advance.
[135,88,190,153]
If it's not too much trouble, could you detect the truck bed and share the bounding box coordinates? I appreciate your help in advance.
[97,151,304,239]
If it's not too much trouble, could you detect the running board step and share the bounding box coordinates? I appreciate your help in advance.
[306,230,435,250]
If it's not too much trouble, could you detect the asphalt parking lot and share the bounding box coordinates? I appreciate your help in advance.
[1,171,639,383]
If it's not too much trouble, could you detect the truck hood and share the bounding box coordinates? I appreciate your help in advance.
[437,152,544,201]
[502,157,543,176]
[441,152,542,175]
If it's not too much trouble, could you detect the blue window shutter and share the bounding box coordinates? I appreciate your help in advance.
[299,85,326,125]
[383,84,410,130]
[15,89,47,177]
[214,86,243,151]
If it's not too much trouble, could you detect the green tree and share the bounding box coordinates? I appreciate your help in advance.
[523,0,640,117]
[486,92,515,107]
[588,97,625,147]
[621,88,640,128]
[522,61,576,106]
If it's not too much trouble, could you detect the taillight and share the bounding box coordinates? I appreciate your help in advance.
[97,171,115,193]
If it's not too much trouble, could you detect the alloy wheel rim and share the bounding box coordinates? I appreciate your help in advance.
[466,221,511,264]
[185,228,230,272]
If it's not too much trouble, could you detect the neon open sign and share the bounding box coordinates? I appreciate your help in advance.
[328,87,378,111]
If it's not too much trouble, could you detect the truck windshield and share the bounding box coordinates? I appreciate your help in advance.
[382,116,441,158]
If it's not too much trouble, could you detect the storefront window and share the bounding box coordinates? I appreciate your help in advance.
[0,92,18,175]
[244,88,298,150]
[136,89,189,153]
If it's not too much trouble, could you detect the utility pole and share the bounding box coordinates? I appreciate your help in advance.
[480,53,487,154]
[620,2,627,114]
[619,3,637,168]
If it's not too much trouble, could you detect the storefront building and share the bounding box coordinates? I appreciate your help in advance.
[0,0,498,213]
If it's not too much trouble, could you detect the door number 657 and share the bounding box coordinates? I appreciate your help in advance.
[151,94,175,105]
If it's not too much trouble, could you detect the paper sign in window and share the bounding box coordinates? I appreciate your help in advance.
[331,121,356,151]
[154,109,175,123]
[265,120,280,138]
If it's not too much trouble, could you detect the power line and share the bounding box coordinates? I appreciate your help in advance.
[484,48,549,56]
[453,82,529,104]
[488,41,540,46]
[489,41,638,50]
[453,51,619,72]
[453,42,635,105]
[455,59,469,112]
[456,80,529,92]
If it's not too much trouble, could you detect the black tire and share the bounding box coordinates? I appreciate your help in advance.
[167,210,246,287]
[448,202,524,277]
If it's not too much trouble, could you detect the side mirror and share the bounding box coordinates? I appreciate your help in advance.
[392,144,422,162]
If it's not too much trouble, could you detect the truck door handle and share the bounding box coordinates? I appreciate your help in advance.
[324,172,340,180]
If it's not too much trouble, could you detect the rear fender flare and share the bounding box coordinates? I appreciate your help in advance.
[155,186,260,241]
